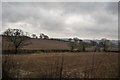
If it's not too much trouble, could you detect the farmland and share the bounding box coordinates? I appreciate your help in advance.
[2,52,118,78]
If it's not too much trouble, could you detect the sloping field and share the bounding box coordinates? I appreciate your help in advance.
[2,37,70,50]
[22,39,70,50]
[2,52,118,78]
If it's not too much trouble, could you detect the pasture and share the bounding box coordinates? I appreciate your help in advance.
[2,52,118,78]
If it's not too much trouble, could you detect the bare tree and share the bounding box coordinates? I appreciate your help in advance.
[68,38,86,52]
[73,37,81,44]
[68,38,72,42]
[78,40,86,52]
[3,28,30,54]
[99,38,109,52]
[90,40,97,46]
[39,33,49,39]
[90,40,98,52]
[81,41,86,52]
[77,40,82,51]
[44,35,49,39]
[31,34,38,39]
[69,42,76,52]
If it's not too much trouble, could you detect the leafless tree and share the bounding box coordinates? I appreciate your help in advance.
[90,40,98,52]
[99,38,109,52]
[69,42,76,51]
[31,34,38,39]
[3,28,30,54]
[39,33,49,39]
[78,40,86,52]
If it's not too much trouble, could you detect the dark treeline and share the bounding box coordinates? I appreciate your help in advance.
[1,28,119,54]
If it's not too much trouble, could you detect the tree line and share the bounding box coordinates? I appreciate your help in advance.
[2,28,118,54]
[31,33,49,39]
[68,37,112,52]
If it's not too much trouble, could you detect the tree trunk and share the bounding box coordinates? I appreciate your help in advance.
[15,47,18,54]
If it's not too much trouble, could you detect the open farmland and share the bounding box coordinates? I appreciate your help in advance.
[2,36,119,54]
[2,37,70,51]
[2,52,118,78]
[22,39,70,50]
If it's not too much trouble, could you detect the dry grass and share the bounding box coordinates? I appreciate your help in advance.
[2,52,118,78]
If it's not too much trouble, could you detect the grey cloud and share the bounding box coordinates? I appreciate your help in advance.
[62,2,104,14]
[105,2,118,15]
[2,2,65,31]
[2,2,118,40]
[93,11,117,25]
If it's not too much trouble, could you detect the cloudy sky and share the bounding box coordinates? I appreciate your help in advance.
[2,2,118,40]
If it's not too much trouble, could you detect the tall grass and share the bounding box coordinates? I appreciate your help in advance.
[2,52,118,79]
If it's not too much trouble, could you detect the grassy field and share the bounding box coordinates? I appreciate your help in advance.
[2,52,118,78]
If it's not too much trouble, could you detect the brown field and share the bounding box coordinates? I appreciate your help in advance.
[2,38,70,51]
[22,39,70,50]
[2,52,119,78]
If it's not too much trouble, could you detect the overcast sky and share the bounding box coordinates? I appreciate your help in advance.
[2,2,118,40]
